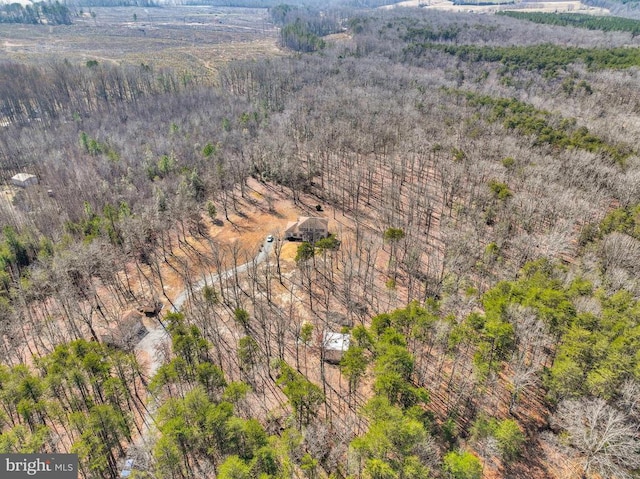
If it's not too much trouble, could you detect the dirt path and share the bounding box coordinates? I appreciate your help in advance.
[124,238,274,470]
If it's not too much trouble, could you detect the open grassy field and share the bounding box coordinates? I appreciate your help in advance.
[0,6,281,81]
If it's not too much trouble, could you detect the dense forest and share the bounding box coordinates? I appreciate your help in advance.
[0,1,71,25]
[497,11,640,34]
[56,0,401,8]
[2,3,640,479]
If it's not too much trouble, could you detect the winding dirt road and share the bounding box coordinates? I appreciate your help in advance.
[135,237,274,376]
[124,238,274,468]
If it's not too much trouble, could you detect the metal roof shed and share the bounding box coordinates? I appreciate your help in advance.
[322,331,350,364]
[11,173,38,188]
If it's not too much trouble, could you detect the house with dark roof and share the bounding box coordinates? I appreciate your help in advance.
[284,216,329,242]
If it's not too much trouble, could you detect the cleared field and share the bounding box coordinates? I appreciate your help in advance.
[0,6,281,81]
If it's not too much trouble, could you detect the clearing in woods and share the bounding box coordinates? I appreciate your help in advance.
[0,6,282,82]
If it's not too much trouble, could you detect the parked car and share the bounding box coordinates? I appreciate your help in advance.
[267,235,274,242]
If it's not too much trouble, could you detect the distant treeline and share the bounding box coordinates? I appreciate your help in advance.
[604,0,640,4]
[581,0,640,23]
[451,89,632,164]
[0,1,71,25]
[453,0,514,5]
[405,42,640,74]
[181,0,399,6]
[498,11,640,34]
[183,0,301,6]
[0,61,194,125]
[402,24,461,41]
[62,0,157,6]
[270,4,343,52]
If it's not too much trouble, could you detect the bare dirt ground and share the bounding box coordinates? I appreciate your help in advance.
[126,177,371,385]
[121,178,377,467]
[8,173,561,479]
[1,6,572,475]
[0,6,281,82]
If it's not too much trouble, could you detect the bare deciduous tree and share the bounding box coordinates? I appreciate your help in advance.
[554,397,640,479]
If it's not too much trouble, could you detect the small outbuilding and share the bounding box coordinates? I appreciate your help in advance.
[11,173,38,188]
[322,331,350,364]
[138,299,163,317]
[102,311,148,351]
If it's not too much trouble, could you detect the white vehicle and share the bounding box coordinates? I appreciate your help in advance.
[266,235,274,242]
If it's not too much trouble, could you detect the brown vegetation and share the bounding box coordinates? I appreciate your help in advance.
[2,4,640,479]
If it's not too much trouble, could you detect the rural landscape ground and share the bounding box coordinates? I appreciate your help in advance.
[2,1,640,479]
[0,6,281,81]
